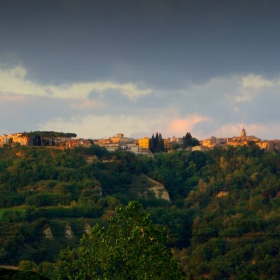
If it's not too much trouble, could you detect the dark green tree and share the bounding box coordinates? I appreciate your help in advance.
[183,132,192,148]
[157,133,165,152]
[59,201,182,280]
[149,132,165,153]
[191,137,199,146]
[155,132,159,146]
[149,133,155,152]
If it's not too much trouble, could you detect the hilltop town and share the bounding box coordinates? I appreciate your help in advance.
[0,128,280,153]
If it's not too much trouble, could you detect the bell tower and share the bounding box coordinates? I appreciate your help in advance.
[241,127,246,138]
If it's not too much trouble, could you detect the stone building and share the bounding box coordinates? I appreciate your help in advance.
[227,127,260,146]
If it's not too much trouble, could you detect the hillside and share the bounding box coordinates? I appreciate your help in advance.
[0,145,171,267]
[0,144,280,279]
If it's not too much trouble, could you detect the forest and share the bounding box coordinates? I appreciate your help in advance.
[0,144,280,279]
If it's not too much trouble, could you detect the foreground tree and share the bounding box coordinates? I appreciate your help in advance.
[59,201,182,280]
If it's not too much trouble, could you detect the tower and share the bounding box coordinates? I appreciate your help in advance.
[241,127,246,138]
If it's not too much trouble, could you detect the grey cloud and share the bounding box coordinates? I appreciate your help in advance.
[0,52,21,69]
[237,87,280,124]
[45,88,53,96]
[0,93,80,133]
[86,78,240,124]
[1,0,280,89]
[88,88,133,108]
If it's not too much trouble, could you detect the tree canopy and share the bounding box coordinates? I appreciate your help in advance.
[2,145,280,279]
[20,131,77,146]
[59,201,182,280]
[182,132,199,148]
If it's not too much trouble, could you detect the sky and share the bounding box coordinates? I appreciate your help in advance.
[1,0,280,140]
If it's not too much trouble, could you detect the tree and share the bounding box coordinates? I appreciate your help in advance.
[149,132,165,153]
[191,137,199,146]
[157,133,165,152]
[149,134,155,152]
[18,260,38,272]
[183,132,192,148]
[59,201,182,280]
[38,262,57,279]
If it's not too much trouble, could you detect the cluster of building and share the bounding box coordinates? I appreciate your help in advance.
[0,133,91,149]
[197,127,280,152]
[93,128,280,153]
[0,133,29,146]
[93,134,184,154]
[0,128,279,153]
[93,133,141,153]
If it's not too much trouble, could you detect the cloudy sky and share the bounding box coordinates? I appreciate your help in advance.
[1,0,280,140]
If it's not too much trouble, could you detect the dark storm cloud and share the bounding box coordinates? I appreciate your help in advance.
[1,0,280,89]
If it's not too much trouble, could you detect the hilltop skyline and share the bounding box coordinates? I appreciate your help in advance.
[1,1,280,140]
[0,126,275,143]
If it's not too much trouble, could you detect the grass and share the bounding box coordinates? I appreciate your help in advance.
[0,205,27,219]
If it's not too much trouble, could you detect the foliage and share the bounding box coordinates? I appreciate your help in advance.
[59,201,182,280]
[149,132,165,153]
[2,145,280,279]
[38,262,57,280]
[21,131,77,147]
[0,267,50,280]
[18,260,37,272]
[182,132,199,148]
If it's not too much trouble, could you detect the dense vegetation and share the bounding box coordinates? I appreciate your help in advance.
[0,267,49,280]
[59,202,181,280]
[1,144,280,279]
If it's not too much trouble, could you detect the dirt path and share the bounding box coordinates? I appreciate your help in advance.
[0,265,18,270]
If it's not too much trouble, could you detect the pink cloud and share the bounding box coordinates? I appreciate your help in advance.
[0,92,29,103]
[163,115,210,137]
[70,100,103,109]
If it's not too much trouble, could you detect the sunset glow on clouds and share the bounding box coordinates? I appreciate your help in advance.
[0,92,29,103]
[70,100,104,109]
[213,123,279,140]
[164,115,211,137]
[1,62,280,140]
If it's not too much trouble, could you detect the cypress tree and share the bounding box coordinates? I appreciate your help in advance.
[150,133,155,152]
[158,133,165,152]
[155,132,159,150]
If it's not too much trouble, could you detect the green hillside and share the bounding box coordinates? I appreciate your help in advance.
[1,144,280,279]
